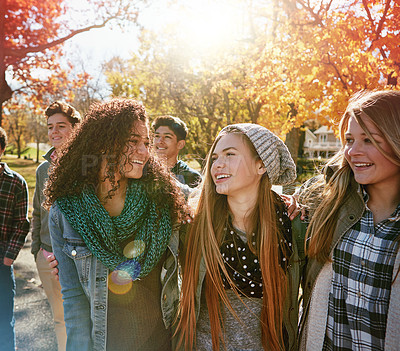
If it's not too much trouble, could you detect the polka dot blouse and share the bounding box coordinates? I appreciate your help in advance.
[220,196,293,298]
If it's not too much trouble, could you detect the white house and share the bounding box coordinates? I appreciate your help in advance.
[303,125,341,158]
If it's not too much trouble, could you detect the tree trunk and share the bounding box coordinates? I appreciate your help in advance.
[285,127,300,164]
[0,0,12,126]
[36,139,40,163]
[283,127,301,194]
[17,139,20,158]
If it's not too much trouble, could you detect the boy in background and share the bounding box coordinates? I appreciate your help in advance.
[31,101,81,351]
[152,115,202,190]
[0,127,29,351]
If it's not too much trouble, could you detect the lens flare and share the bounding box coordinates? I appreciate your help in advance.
[123,240,146,259]
[116,259,141,281]
[110,269,132,285]
[108,270,133,295]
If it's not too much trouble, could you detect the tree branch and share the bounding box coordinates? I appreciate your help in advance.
[364,0,391,58]
[362,0,374,24]
[323,53,348,91]
[4,17,117,58]
[296,0,325,27]
[375,0,391,38]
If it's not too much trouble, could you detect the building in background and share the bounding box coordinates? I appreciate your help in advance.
[303,125,341,159]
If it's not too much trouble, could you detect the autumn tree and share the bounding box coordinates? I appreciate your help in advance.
[0,0,145,125]
[3,101,28,158]
[103,0,399,164]
[250,0,400,141]
[26,109,48,163]
[104,30,257,161]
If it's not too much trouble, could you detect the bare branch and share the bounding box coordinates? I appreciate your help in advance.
[4,17,117,58]
[362,0,374,24]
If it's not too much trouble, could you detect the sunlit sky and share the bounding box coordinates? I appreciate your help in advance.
[63,0,245,75]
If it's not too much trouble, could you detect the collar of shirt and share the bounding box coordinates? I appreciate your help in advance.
[0,162,14,178]
[390,203,400,222]
[50,149,58,163]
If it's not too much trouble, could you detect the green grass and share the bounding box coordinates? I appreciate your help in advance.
[21,147,47,159]
[6,146,47,160]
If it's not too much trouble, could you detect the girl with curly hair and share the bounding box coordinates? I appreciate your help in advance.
[45,98,186,351]
[298,90,400,350]
[176,123,304,351]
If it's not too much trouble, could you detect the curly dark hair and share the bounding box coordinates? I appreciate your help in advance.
[44,98,187,222]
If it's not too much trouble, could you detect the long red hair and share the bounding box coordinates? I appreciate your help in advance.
[176,132,290,350]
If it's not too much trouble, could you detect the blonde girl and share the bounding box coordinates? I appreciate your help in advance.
[299,90,400,350]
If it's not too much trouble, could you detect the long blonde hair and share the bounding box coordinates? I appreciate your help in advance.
[305,90,400,262]
[177,131,291,350]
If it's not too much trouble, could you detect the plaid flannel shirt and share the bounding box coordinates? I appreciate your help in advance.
[0,162,30,261]
[323,189,400,351]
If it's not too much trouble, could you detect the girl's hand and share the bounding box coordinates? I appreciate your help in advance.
[45,252,60,281]
[280,194,306,221]
[181,212,193,224]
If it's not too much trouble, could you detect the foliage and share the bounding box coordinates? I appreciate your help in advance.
[104,30,256,160]
[3,101,28,158]
[26,108,48,163]
[0,0,145,124]
[103,0,399,164]
[251,0,400,134]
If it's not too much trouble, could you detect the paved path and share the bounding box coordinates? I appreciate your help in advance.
[13,233,57,351]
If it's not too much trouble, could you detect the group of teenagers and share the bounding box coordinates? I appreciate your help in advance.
[24,89,400,350]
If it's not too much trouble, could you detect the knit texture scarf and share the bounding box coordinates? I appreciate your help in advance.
[56,180,172,280]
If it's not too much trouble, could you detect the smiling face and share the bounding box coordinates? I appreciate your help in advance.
[210,133,265,198]
[344,114,400,192]
[121,120,151,179]
[153,126,185,164]
[47,113,74,150]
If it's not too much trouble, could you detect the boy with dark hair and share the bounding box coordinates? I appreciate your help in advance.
[0,127,29,351]
[152,115,202,188]
[31,101,81,351]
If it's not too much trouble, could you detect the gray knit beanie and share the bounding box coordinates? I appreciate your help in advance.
[217,123,297,185]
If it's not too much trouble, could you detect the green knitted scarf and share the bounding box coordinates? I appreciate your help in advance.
[56,180,172,280]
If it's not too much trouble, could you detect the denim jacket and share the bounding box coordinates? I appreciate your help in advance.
[49,202,181,351]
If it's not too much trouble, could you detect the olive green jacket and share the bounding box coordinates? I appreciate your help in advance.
[298,176,400,350]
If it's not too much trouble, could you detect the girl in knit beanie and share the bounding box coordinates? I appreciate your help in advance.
[177,123,303,351]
